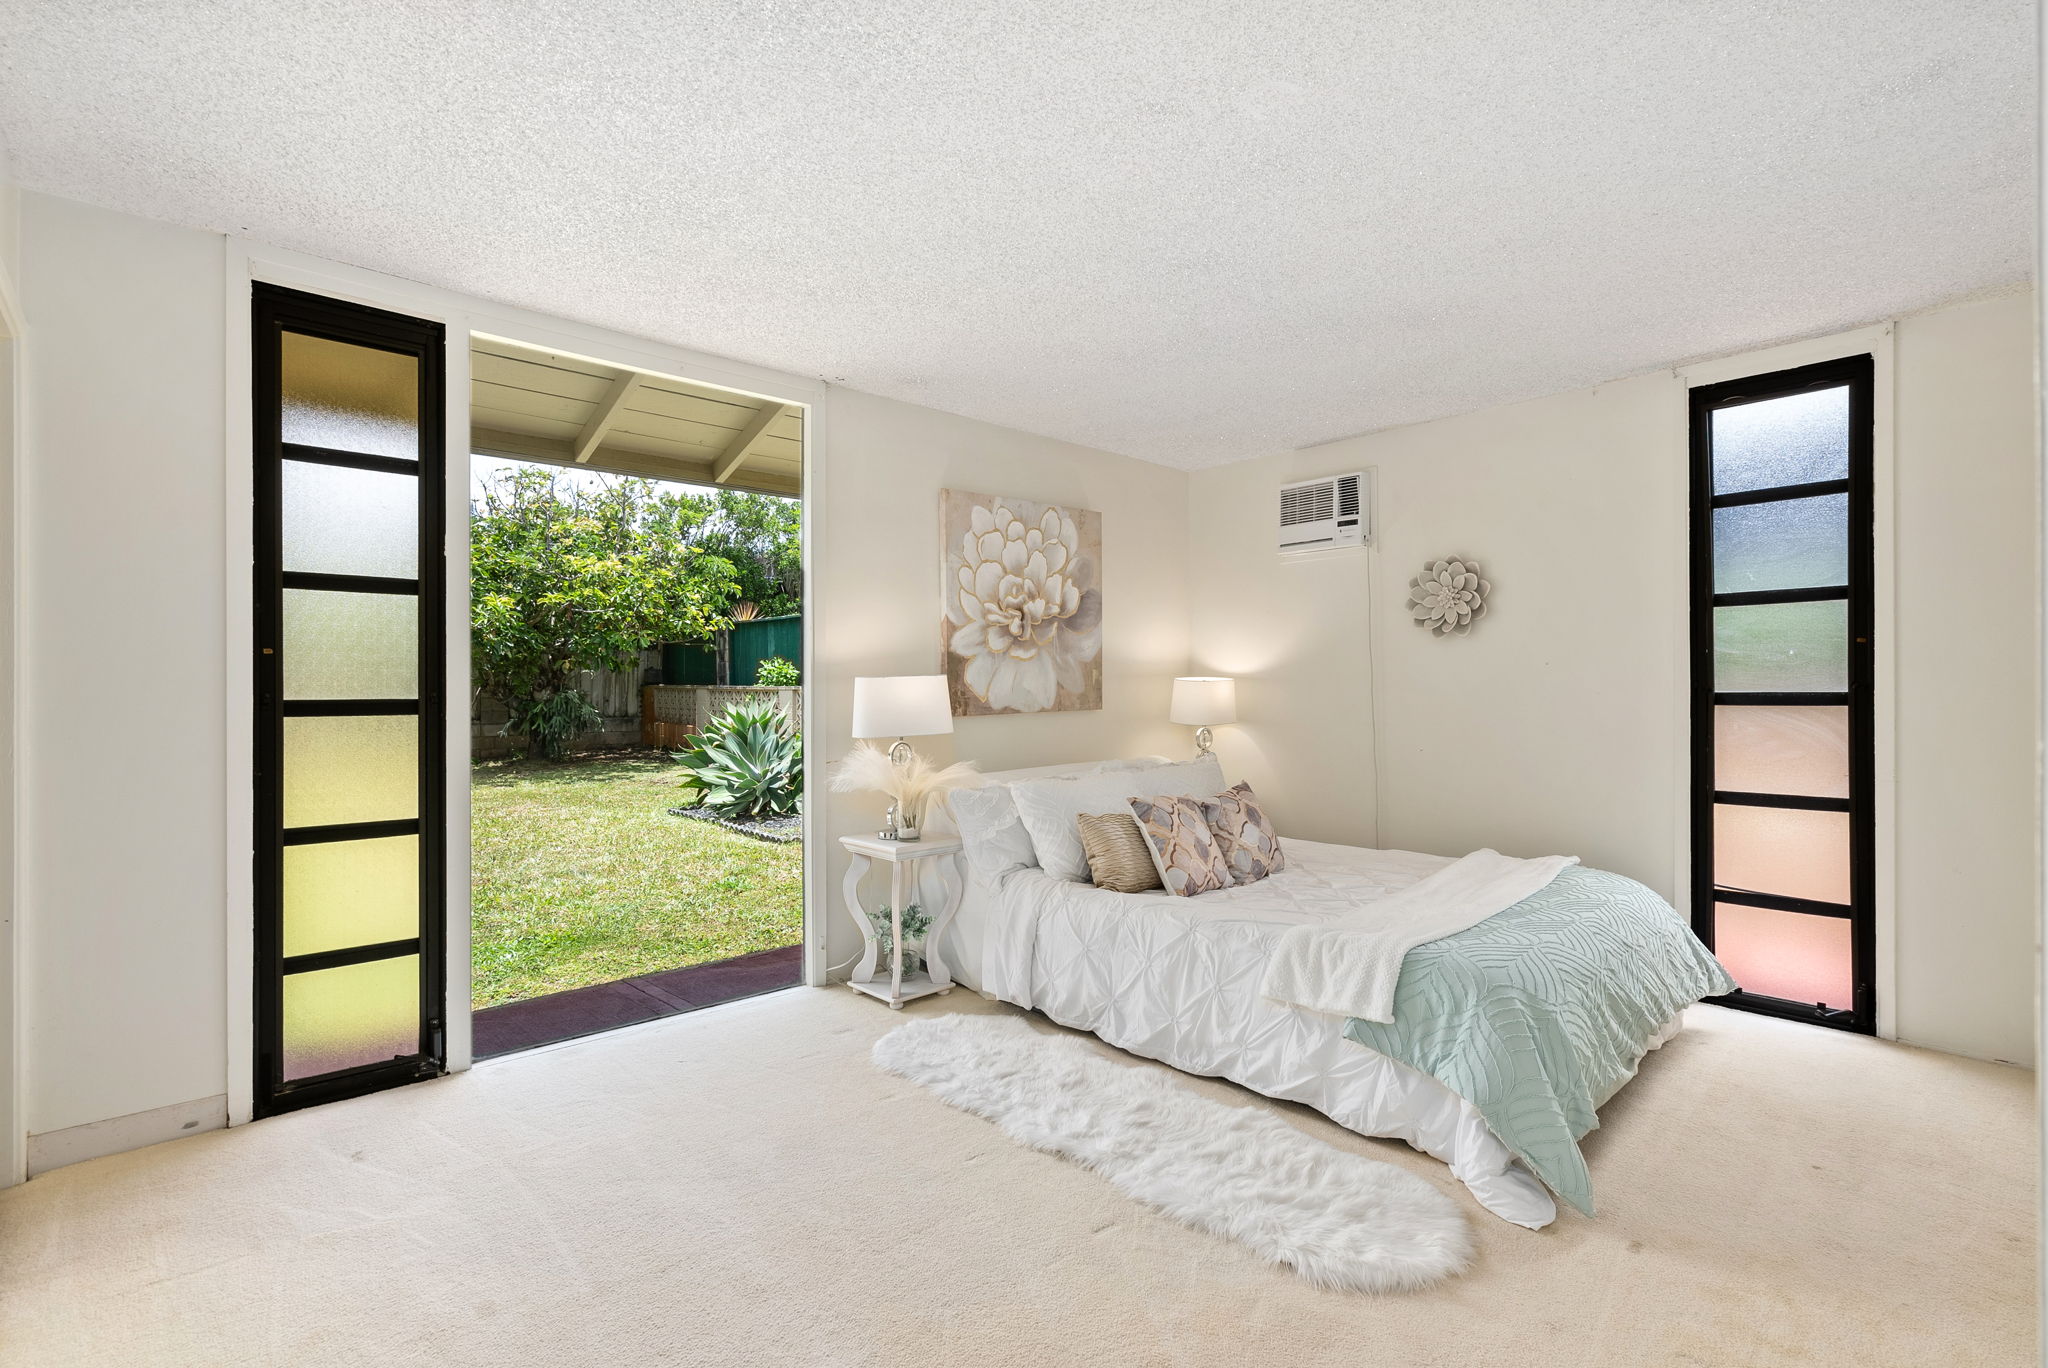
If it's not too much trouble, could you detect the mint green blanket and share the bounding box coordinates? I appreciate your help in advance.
[1342,866,1734,1217]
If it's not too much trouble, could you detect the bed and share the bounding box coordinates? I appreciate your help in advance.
[925,758,1732,1229]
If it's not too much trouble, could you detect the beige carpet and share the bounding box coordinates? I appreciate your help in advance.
[0,988,2034,1367]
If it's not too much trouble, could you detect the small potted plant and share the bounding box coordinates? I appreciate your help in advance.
[868,902,933,975]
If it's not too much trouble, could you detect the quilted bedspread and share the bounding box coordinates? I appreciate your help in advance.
[1342,865,1735,1216]
[976,838,1725,1225]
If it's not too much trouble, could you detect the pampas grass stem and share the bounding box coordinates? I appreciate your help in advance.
[829,741,982,826]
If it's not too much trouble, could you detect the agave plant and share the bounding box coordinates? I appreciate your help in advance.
[674,700,803,818]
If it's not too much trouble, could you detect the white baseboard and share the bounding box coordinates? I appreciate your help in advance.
[26,1094,227,1177]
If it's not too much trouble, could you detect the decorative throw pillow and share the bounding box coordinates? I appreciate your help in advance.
[1127,794,1234,897]
[1202,782,1285,887]
[1076,812,1164,893]
[1010,755,1226,882]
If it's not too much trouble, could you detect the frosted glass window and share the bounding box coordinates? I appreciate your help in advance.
[1714,705,1849,798]
[1714,804,1850,905]
[282,461,417,579]
[1710,387,1849,494]
[282,591,417,700]
[1712,494,1848,594]
[1713,600,1846,693]
[281,332,418,460]
[282,954,419,1080]
[283,836,419,958]
[1714,902,1852,1009]
[283,716,417,828]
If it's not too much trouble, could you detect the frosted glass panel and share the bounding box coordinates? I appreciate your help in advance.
[282,591,417,700]
[1710,387,1849,494]
[281,332,418,460]
[282,461,417,579]
[283,836,419,958]
[1714,803,1850,904]
[282,954,419,1080]
[1714,902,1852,1009]
[283,716,417,827]
[1714,705,1849,798]
[1712,494,1848,594]
[1713,600,1846,692]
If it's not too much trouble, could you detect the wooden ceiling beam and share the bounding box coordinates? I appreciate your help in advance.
[572,371,644,464]
[471,425,802,500]
[711,402,792,484]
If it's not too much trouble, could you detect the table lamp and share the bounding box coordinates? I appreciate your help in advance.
[851,674,955,839]
[1170,676,1236,757]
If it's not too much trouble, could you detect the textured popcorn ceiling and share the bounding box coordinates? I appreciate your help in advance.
[0,2,2033,469]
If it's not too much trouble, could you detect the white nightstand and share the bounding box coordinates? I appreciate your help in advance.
[838,833,965,1009]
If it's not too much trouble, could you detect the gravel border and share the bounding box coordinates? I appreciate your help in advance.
[667,806,804,844]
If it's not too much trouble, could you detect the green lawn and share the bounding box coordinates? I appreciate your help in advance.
[470,750,802,1009]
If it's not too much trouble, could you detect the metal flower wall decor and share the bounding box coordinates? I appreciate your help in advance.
[1407,557,1490,637]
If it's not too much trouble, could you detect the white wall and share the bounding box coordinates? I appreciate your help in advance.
[9,188,2033,1170]
[1890,293,2040,1061]
[10,192,1193,1151]
[0,126,23,1183]
[18,195,230,1143]
[1191,288,2039,1065]
[1187,372,1684,885]
[812,387,1191,968]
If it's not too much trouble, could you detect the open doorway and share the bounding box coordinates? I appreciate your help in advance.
[464,336,804,1057]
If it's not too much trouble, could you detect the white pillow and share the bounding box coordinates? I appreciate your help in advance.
[1010,755,1226,883]
[946,786,1039,881]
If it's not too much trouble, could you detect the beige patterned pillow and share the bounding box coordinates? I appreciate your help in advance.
[1203,782,1285,887]
[1075,812,1164,893]
[1127,794,1233,897]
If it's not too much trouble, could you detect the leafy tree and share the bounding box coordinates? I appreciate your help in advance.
[471,465,741,757]
[673,490,802,618]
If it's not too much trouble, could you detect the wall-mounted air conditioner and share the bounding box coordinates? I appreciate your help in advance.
[1278,471,1371,555]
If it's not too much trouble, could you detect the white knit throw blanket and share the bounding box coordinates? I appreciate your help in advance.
[1262,849,1579,1023]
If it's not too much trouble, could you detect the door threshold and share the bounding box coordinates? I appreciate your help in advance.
[472,944,802,1060]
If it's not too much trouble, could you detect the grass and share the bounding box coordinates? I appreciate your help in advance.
[469,749,801,1009]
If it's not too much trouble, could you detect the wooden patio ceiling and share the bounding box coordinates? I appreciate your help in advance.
[469,335,803,498]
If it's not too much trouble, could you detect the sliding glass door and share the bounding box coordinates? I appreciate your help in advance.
[1688,355,1874,1033]
[253,284,447,1116]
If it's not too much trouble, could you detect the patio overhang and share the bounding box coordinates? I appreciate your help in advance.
[470,335,802,498]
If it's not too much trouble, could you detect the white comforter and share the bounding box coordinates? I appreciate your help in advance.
[1262,848,1579,1023]
[946,838,1602,1229]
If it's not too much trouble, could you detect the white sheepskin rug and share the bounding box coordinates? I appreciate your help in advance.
[872,1013,1472,1292]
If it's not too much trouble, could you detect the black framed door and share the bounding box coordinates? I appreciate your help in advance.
[1688,354,1875,1034]
[253,283,447,1116]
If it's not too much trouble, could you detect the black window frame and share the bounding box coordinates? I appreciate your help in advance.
[1688,353,1876,1035]
[253,283,448,1117]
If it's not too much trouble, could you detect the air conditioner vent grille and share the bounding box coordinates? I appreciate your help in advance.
[1280,482,1335,527]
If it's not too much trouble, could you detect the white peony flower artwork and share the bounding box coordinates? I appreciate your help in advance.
[941,490,1104,715]
[1407,557,1491,637]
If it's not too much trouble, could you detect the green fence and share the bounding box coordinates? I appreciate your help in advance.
[660,641,717,685]
[661,614,801,687]
[731,615,801,684]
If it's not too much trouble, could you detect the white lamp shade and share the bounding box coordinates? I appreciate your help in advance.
[851,675,955,739]
[1170,676,1237,726]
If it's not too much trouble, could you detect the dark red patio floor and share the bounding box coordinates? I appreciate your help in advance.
[473,944,802,1059]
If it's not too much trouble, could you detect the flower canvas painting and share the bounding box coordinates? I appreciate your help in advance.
[941,490,1103,715]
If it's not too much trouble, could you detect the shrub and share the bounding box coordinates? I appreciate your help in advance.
[504,689,601,761]
[674,701,803,818]
[755,655,800,687]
